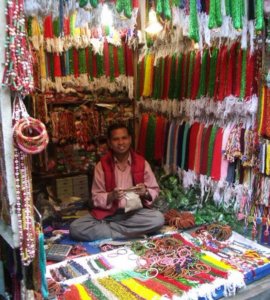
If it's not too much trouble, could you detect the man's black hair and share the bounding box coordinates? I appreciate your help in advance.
[107,122,131,139]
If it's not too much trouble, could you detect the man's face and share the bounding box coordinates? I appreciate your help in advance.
[108,128,131,155]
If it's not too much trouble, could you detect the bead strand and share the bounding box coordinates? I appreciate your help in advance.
[3,0,34,95]
[13,98,36,266]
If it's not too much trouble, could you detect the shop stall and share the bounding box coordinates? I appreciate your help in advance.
[0,1,270,299]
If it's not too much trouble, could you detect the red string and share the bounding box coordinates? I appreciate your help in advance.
[253,49,261,95]
[63,17,70,36]
[245,51,255,98]
[125,43,134,76]
[63,285,81,300]
[137,113,149,156]
[43,15,53,38]
[262,87,270,138]
[113,46,120,78]
[103,40,110,77]
[136,278,174,298]
[233,45,242,97]
[216,46,228,101]
[209,266,228,278]
[205,0,210,14]
[200,125,213,175]
[225,43,237,97]
[132,0,139,8]
[53,54,62,77]
[210,127,223,181]
[205,51,211,95]
[214,47,223,100]
[194,272,215,282]
[156,274,191,292]
[191,51,201,100]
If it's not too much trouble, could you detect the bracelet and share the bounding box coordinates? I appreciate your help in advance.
[13,117,49,154]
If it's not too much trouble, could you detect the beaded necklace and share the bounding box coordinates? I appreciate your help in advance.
[83,279,108,300]
[231,0,244,30]
[190,51,201,99]
[208,0,222,29]
[12,96,36,266]
[3,0,34,96]
[156,0,172,20]
[116,0,133,19]
[189,0,199,42]
[255,0,264,31]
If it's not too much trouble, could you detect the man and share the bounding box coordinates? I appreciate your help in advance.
[70,123,164,241]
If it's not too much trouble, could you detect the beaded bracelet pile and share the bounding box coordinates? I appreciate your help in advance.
[164,209,195,229]
[131,235,229,283]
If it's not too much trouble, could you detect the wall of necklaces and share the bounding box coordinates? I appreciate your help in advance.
[25,0,137,177]
[136,0,270,244]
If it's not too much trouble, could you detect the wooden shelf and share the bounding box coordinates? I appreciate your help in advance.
[41,91,132,105]
[32,170,91,180]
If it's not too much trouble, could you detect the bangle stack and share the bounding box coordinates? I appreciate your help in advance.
[13,117,49,154]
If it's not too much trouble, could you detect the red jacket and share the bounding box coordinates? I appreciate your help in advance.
[90,150,145,220]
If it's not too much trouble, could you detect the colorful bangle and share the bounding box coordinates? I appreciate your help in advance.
[13,117,49,154]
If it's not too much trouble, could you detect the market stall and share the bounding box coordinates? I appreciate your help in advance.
[0,0,270,299]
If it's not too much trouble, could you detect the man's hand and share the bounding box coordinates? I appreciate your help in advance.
[134,183,147,196]
[107,188,125,205]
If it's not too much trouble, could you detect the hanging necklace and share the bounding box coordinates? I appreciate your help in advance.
[3,0,34,96]
[12,95,36,266]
